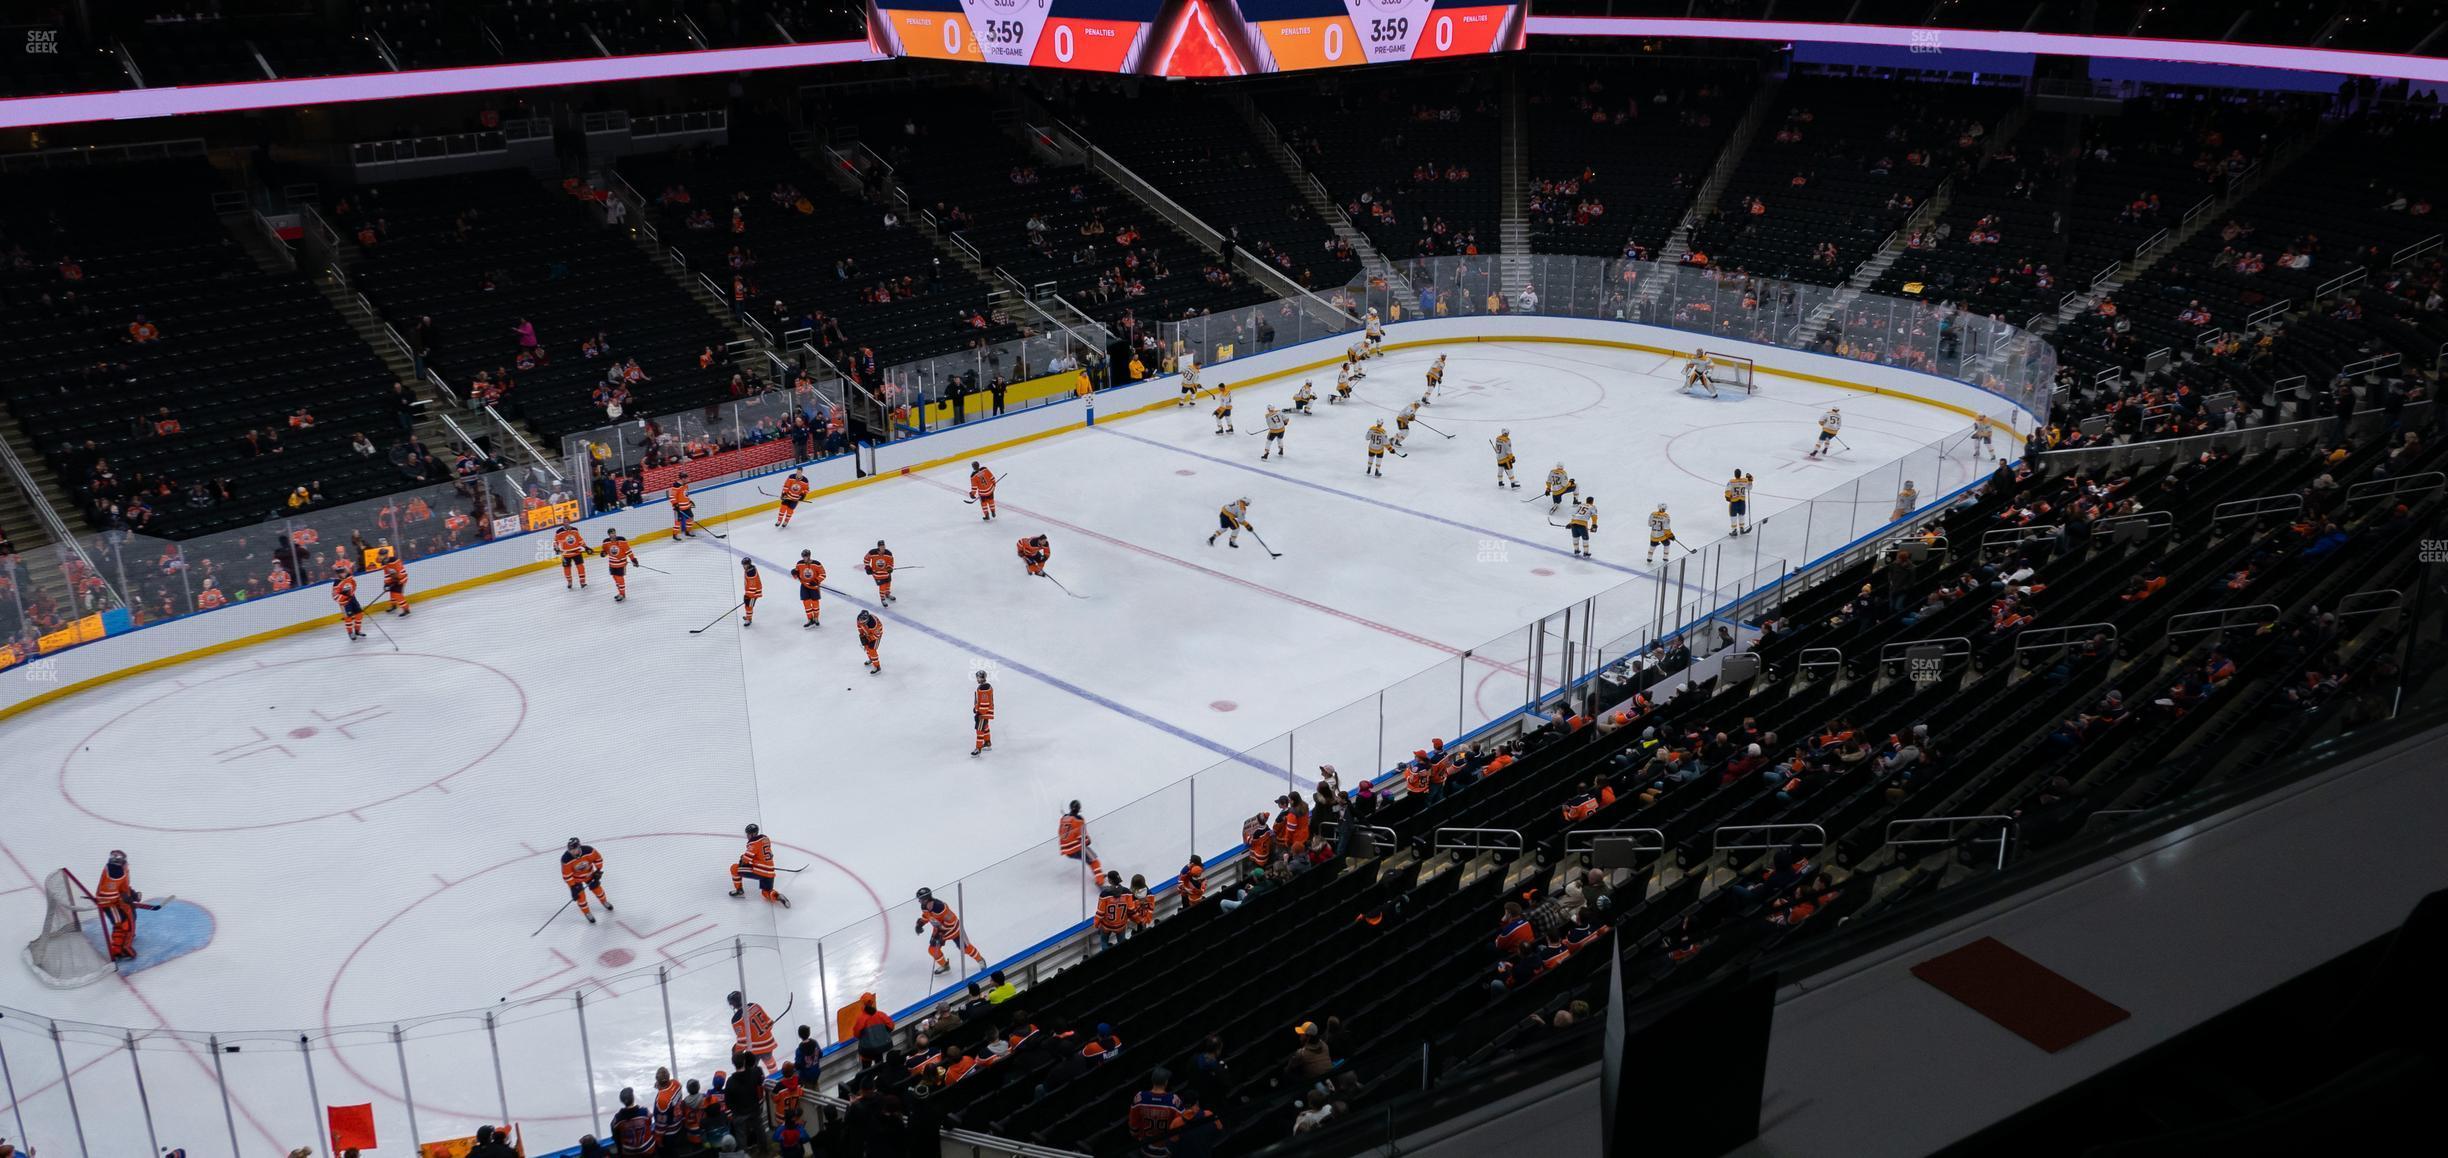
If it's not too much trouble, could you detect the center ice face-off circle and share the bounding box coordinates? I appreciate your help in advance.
[59,652,527,832]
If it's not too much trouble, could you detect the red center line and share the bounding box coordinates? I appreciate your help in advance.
[915,474,1528,678]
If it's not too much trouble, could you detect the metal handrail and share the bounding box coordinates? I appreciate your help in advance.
[488,405,562,482]
[0,434,120,610]
[2167,604,2282,639]
[2211,493,2302,525]
[2344,470,2443,505]
[2336,589,2404,620]
[1885,814,2015,870]
[2092,509,2174,539]
[1878,637,1971,663]
[1712,823,1826,854]
[1981,525,2060,553]
[1562,828,1666,855]
[1433,828,1525,853]
[2011,623,2118,654]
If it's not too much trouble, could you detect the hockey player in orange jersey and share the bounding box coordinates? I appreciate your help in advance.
[968,461,998,520]
[380,551,411,616]
[857,610,884,673]
[774,469,811,528]
[669,471,699,537]
[597,529,636,601]
[1017,534,1050,577]
[331,563,366,640]
[971,670,995,756]
[554,525,589,588]
[790,550,826,627]
[561,838,614,924]
[862,540,897,604]
[740,558,763,627]
[1058,800,1103,877]
[915,886,985,974]
[728,823,790,907]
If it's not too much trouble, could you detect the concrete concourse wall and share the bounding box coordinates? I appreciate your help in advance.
[0,313,2038,720]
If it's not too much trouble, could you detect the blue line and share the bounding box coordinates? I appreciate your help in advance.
[706,537,1301,788]
[1097,426,1669,581]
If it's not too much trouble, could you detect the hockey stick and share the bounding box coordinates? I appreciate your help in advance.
[130,896,176,911]
[1246,530,1283,558]
[629,560,674,575]
[678,511,727,539]
[1671,537,1698,555]
[367,613,401,652]
[1043,572,1091,599]
[690,600,746,634]
[1411,417,1456,440]
[531,898,574,936]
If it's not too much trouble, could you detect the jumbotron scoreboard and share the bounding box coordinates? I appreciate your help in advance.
[866,0,1526,75]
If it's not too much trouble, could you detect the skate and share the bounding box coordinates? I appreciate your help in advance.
[602,901,614,911]
[932,959,951,975]
[729,887,745,898]
[972,746,981,756]
[566,579,574,590]
[398,607,410,617]
[615,593,626,602]
[585,911,597,924]
[775,894,791,908]
[1228,539,1239,548]
[805,619,819,629]
[580,579,587,588]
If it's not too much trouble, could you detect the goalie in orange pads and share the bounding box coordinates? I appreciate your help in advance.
[94,850,142,960]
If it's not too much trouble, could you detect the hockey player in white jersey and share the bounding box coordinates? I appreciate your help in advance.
[1261,405,1290,460]
[1646,504,1676,564]
[1808,407,1843,458]
[1493,430,1519,488]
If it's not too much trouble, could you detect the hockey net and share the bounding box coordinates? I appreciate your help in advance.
[22,868,116,988]
[1695,350,1757,395]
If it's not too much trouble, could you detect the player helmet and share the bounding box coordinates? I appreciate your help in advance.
[1656,504,1668,512]
[566,837,580,849]
[745,823,760,837]
[108,850,127,865]
[976,670,988,681]
[741,558,753,569]
[800,549,812,559]
[1068,800,1082,814]
[970,461,980,470]
[727,990,743,1008]
[915,887,933,902]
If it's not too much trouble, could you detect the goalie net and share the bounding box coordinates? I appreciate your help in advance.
[1693,350,1757,394]
[23,868,116,988]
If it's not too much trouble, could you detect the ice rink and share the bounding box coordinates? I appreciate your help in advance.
[0,339,1992,1153]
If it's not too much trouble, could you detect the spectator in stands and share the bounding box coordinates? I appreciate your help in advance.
[851,996,895,1067]
[128,313,161,343]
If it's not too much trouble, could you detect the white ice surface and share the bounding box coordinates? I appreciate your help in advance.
[0,340,1980,1155]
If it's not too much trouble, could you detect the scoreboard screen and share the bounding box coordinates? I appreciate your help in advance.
[871,0,1169,72]
[867,0,1522,74]
[1219,0,1524,72]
